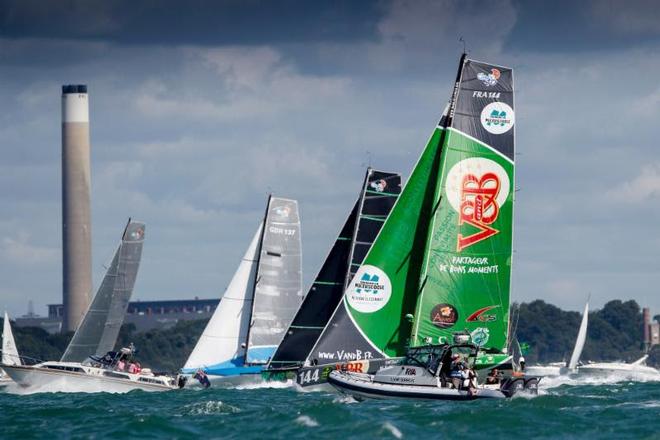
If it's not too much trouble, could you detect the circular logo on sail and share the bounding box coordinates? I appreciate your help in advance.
[347,265,392,313]
[430,304,458,329]
[445,158,510,215]
[480,102,514,135]
[470,327,490,347]
[445,158,510,252]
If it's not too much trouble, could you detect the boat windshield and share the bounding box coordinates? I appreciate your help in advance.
[401,345,478,371]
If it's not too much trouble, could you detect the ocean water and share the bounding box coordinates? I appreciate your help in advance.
[1,375,658,439]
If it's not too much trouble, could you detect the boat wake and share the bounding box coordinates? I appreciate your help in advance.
[539,370,660,390]
[234,379,295,390]
[3,377,132,395]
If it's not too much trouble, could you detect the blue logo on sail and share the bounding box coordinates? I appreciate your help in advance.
[486,109,508,127]
[356,273,380,294]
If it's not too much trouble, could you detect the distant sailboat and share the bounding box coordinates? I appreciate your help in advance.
[1,311,21,386]
[2,312,21,367]
[566,300,589,372]
[0,221,180,392]
[182,196,303,385]
[525,299,589,377]
[263,169,401,380]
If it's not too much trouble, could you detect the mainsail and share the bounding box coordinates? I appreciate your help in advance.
[567,300,589,371]
[61,220,146,362]
[268,169,401,369]
[245,197,303,364]
[182,196,302,375]
[410,56,515,353]
[306,55,515,366]
[182,225,261,374]
[2,312,21,366]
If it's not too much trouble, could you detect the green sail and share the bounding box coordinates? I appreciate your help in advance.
[342,123,446,358]
[411,58,515,354]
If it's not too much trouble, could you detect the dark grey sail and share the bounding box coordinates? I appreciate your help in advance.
[245,197,302,364]
[61,220,146,362]
[267,169,401,370]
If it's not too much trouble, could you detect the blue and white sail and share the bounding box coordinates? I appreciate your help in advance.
[182,196,303,379]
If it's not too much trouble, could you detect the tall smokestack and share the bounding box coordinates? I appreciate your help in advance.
[643,307,650,346]
[62,85,92,333]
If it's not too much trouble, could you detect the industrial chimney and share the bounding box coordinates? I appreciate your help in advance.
[62,85,92,333]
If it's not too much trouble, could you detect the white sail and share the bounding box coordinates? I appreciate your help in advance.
[182,224,262,372]
[567,300,589,371]
[2,312,21,366]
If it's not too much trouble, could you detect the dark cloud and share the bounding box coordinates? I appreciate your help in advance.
[506,0,660,52]
[0,0,383,45]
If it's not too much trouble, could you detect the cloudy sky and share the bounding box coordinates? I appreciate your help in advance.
[1,0,659,317]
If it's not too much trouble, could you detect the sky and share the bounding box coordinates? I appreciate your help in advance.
[1,0,659,317]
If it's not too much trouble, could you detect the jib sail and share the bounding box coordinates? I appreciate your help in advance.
[305,113,449,365]
[269,169,400,369]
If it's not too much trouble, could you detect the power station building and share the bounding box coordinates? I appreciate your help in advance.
[61,85,92,332]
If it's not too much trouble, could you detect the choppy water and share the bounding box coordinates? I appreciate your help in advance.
[1,374,659,439]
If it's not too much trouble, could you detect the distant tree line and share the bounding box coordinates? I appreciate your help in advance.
[4,299,658,372]
[514,299,659,366]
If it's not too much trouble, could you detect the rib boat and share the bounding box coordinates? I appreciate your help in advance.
[328,340,538,400]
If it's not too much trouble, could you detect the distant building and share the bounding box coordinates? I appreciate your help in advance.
[15,298,219,334]
[643,307,659,348]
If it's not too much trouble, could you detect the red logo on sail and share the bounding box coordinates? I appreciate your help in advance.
[457,172,501,251]
[466,305,499,322]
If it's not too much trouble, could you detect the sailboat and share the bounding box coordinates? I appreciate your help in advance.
[1,311,21,386]
[525,300,589,377]
[182,196,303,386]
[298,54,518,390]
[1,220,180,392]
[304,54,538,399]
[263,169,401,381]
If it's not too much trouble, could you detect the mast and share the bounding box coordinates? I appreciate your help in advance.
[343,167,372,290]
[242,194,270,365]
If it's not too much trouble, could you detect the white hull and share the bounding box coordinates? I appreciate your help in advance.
[328,370,507,401]
[578,362,659,377]
[2,364,178,393]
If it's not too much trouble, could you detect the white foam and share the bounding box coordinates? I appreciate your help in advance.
[234,378,294,390]
[295,415,319,427]
[183,400,240,415]
[4,376,130,395]
[382,421,403,439]
[539,370,660,391]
